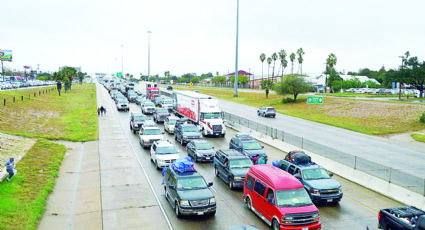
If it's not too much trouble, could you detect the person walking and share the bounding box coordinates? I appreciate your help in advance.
[97,107,101,116]
[100,106,106,116]
[4,157,16,181]
[265,87,269,98]
[56,82,62,96]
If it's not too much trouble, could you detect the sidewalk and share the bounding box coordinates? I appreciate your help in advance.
[39,83,170,230]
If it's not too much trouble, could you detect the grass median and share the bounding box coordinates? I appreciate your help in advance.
[0,83,98,229]
[172,85,425,135]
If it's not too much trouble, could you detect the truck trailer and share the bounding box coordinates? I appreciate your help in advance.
[140,82,160,99]
[172,91,226,137]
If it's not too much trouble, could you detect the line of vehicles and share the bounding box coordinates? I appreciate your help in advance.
[99,79,424,230]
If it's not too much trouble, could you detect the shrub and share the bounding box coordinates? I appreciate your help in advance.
[420,112,425,123]
[282,97,294,103]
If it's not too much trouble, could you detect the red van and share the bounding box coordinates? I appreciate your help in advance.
[243,165,321,230]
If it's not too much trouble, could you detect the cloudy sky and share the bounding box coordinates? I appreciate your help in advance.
[2,0,425,78]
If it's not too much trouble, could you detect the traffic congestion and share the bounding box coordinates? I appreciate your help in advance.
[98,78,416,230]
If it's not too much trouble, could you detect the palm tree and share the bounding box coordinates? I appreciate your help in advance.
[271,52,278,83]
[260,53,266,82]
[326,53,337,92]
[267,57,272,80]
[289,53,296,75]
[278,49,287,77]
[297,48,305,75]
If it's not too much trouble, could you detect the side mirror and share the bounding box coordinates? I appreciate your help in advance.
[329,172,334,177]
[169,185,175,190]
[208,182,213,187]
[212,146,215,149]
[295,174,302,180]
[261,145,265,149]
[162,131,165,134]
[267,198,275,205]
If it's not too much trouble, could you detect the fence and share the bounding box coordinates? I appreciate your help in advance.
[223,112,425,196]
[0,87,57,107]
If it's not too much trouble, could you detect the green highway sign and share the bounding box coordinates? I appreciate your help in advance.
[307,96,324,104]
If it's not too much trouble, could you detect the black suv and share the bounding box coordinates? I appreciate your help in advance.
[163,166,216,218]
[129,112,149,134]
[213,149,253,189]
[174,119,202,145]
[186,139,215,163]
[229,132,268,163]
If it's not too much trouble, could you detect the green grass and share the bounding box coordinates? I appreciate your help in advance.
[172,85,425,135]
[0,84,98,141]
[0,139,66,230]
[411,133,425,143]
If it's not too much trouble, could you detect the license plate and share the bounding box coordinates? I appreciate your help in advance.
[206,157,210,160]
[302,228,308,230]
[327,199,333,202]
[197,212,204,215]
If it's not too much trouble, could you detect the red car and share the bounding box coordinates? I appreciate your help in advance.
[243,165,321,230]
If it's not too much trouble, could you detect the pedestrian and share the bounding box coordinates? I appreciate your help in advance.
[97,107,101,116]
[265,87,269,98]
[4,157,16,182]
[100,106,106,116]
[56,82,62,96]
[252,155,260,165]
[256,156,266,165]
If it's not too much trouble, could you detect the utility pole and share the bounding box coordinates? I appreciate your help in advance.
[398,56,404,100]
[147,31,152,81]
[1,60,4,82]
[234,0,239,97]
[121,45,124,78]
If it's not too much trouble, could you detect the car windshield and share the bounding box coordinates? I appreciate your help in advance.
[203,113,221,119]
[276,188,313,207]
[229,158,253,169]
[155,97,163,102]
[267,108,276,112]
[168,119,178,125]
[157,146,177,154]
[134,116,148,122]
[242,141,262,150]
[164,100,173,104]
[118,100,127,103]
[150,90,159,94]
[156,108,168,113]
[195,142,212,150]
[143,129,161,135]
[177,176,208,190]
[302,168,331,180]
[183,126,198,132]
[144,103,155,107]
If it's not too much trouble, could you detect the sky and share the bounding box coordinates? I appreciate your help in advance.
[2,0,425,78]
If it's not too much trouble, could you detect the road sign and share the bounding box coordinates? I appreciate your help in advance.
[189,82,194,86]
[307,96,324,104]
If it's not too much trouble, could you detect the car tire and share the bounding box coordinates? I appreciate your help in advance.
[209,210,216,216]
[215,167,219,177]
[133,129,136,134]
[257,111,260,116]
[155,160,160,170]
[175,203,182,218]
[229,178,234,190]
[180,137,184,145]
[193,154,197,162]
[246,197,252,210]
[272,219,280,230]
[272,115,276,118]
[174,135,177,140]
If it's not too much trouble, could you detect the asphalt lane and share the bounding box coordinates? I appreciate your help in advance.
[101,87,403,230]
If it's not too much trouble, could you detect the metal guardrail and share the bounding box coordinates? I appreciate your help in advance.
[223,112,425,196]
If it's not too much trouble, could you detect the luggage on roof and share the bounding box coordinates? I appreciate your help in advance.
[285,150,311,164]
[172,156,196,173]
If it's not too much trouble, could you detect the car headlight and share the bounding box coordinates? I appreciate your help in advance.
[313,213,320,222]
[234,176,243,181]
[338,187,343,193]
[182,136,187,139]
[144,140,149,143]
[282,215,292,225]
[180,200,190,207]
[310,188,320,195]
[209,197,216,204]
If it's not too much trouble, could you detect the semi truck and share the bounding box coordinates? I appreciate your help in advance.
[172,91,226,137]
[140,82,160,99]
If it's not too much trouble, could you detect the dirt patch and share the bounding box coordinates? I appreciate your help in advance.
[0,132,36,171]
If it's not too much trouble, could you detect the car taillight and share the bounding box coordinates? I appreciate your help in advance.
[378,212,381,221]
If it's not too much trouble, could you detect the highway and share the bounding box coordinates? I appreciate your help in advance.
[97,83,403,229]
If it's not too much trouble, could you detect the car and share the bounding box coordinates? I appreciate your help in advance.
[153,96,164,107]
[138,126,164,149]
[153,108,170,123]
[378,206,425,230]
[166,85,173,91]
[114,93,127,103]
[135,95,144,105]
[141,119,158,129]
[214,149,253,189]
[229,132,267,163]
[141,101,156,115]
[150,140,179,169]
[160,98,173,110]
[273,151,343,204]
[186,139,215,162]
[130,112,149,134]
[116,99,129,112]
[174,120,202,146]
[244,165,321,230]
[164,116,180,134]
[257,107,276,118]
[163,157,216,218]
[127,90,138,102]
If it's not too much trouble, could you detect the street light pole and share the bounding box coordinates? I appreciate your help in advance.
[121,45,124,78]
[398,56,404,100]
[147,31,152,81]
[234,0,239,97]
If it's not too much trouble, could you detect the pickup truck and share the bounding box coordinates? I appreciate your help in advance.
[378,206,425,230]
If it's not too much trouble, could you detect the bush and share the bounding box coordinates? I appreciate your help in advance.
[420,112,425,123]
[282,97,294,103]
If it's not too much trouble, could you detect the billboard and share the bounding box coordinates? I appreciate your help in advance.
[0,49,12,61]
